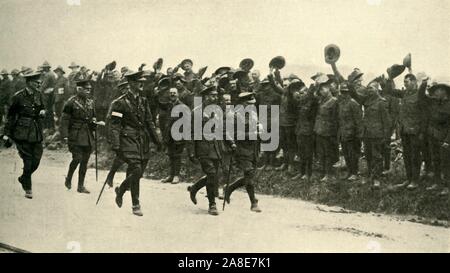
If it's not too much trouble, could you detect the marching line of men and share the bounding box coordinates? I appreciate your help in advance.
[1,52,449,217]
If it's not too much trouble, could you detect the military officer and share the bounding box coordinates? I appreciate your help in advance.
[161,87,186,184]
[224,92,262,212]
[3,70,45,199]
[349,80,391,188]
[60,80,99,193]
[110,71,161,216]
[313,75,339,182]
[104,80,130,188]
[419,80,450,196]
[187,85,222,216]
[39,61,56,132]
[337,82,363,180]
[53,66,69,124]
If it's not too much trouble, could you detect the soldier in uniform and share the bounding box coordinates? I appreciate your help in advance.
[419,80,450,196]
[379,78,400,175]
[39,61,56,132]
[173,73,193,109]
[0,69,12,125]
[60,80,99,193]
[104,80,130,188]
[291,83,318,181]
[255,77,282,170]
[224,92,262,212]
[53,66,69,124]
[349,80,391,188]
[187,85,222,216]
[10,69,26,94]
[110,71,161,216]
[337,82,363,180]
[67,62,80,97]
[3,70,45,199]
[385,74,424,189]
[161,87,186,184]
[313,75,339,182]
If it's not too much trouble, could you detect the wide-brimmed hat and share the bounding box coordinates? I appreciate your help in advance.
[239,58,254,72]
[269,56,286,69]
[180,59,193,69]
[23,70,42,81]
[41,61,51,68]
[347,68,364,83]
[429,83,450,95]
[53,65,65,74]
[68,62,80,68]
[387,64,406,79]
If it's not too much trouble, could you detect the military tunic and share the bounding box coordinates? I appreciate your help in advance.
[4,88,45,191]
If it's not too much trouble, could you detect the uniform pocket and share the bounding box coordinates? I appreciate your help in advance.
[13,118,31,141]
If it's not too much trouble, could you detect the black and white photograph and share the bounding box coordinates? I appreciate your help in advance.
[0,0,449,256]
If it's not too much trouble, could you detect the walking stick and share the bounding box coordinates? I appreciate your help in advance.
[96,178,108,205]
[222,155,233,211]
[95,130,98,182]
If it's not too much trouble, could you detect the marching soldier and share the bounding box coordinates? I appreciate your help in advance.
[419,80,450,196]
[53,66,69,124]
[161,87,186,184]
[3,70,45,199]
[40,61,56,132]
[349,80,391,188]
[224,92,262,213]
[110,71,161,216]
[104,80,130,188]
[60,80,99,193]
[313,75,339,182]
[337,82,363,180]
[187,85,222,216]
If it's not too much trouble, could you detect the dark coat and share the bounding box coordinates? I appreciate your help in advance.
[4,88,44,143]
[60,95,96,147]
[418,81,450,142]
[385,80,423,135]
[108,91,160,160]
[314,96,338,137]
[294,91,318,136]
[349,86,391,139]
[337,95,363,141]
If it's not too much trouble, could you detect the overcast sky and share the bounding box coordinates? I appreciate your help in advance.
[0,0,449,79]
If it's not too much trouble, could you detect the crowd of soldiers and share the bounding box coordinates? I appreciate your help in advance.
[1,47,449,217]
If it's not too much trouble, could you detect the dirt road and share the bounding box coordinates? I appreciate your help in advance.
[0,148,448,253]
